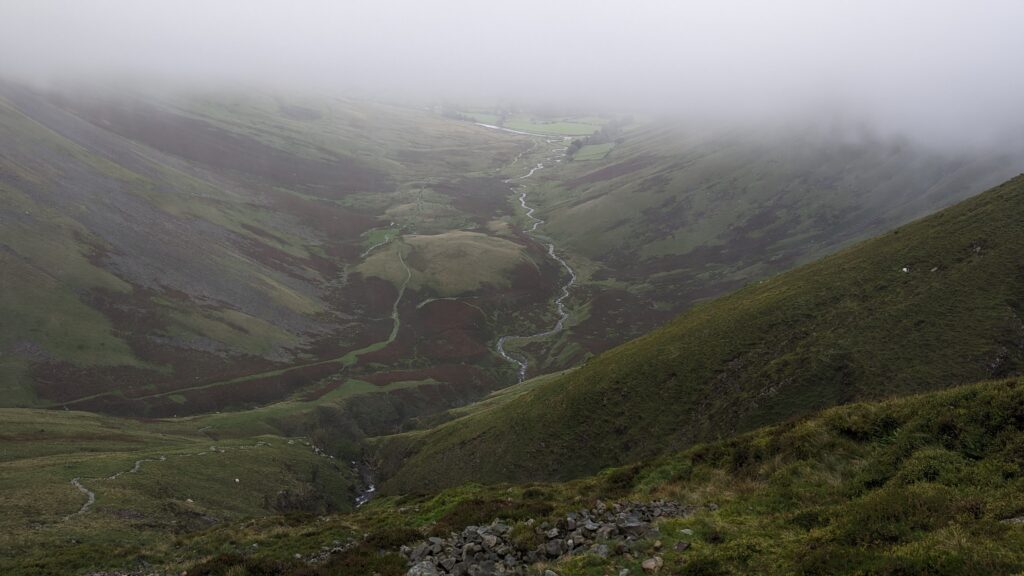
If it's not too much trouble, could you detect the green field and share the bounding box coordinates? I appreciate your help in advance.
[362,226,399,253]
[503,118,602,136]
[457,109,604,136]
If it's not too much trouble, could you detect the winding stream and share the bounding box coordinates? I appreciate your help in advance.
[492,141,578,382]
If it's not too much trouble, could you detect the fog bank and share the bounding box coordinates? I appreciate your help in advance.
[1,0,1022,146]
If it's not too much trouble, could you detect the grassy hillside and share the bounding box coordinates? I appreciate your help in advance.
[0,81,566,419]
[0,408,358,575]
[19,377,1024,575]
[375,173,1024,492]
[515,124,1024,371]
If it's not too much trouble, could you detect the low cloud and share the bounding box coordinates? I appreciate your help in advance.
[2,0,1022,147]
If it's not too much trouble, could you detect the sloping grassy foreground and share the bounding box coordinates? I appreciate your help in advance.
[49,376,1024,576]
[375,174,1024,492]
[0,409,357,575]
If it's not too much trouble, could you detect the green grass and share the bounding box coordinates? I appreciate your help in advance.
[0,408,358,575]
[375,174,1024,492]
[457,110,604,136]
[503,118,601,136]
[357,232,534,296]
[362,226,399,251]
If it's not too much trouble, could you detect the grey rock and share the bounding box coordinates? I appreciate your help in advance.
[641,556,663,573]
[407,560,440,576]
[545,539,563,557]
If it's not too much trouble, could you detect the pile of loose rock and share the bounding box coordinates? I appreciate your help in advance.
[403,500,689,576]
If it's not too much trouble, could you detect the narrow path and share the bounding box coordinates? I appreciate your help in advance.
[64,441,270,521]
[488,137,578,382]
[66,478,95,519]
[388,245,411,342]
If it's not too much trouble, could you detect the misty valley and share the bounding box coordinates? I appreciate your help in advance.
[3,2,1024,575]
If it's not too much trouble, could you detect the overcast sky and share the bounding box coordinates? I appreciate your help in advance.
[1,0,1022,145]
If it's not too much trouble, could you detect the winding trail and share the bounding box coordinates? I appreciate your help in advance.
[67,478,95,519]
[388,246,412,342]
[64,442,271,521]
[490,138,578,382]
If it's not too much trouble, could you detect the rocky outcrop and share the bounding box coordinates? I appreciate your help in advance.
[401,500,689,575]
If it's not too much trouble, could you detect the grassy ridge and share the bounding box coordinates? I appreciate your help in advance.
[376,174,1024,492]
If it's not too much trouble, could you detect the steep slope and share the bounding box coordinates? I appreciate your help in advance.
[516,124,1024,370]
[0,82,557,418]
[376,173,1024,492]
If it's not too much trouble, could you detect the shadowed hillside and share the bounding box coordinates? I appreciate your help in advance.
[376,174,1024,492]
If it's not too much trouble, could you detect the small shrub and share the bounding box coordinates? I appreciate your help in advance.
[893,448,968,486]
[365,526,422,549]
[188,554,297,576]
[833,484,957,545]
[678,555,729,575]
[600,464,644,497]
